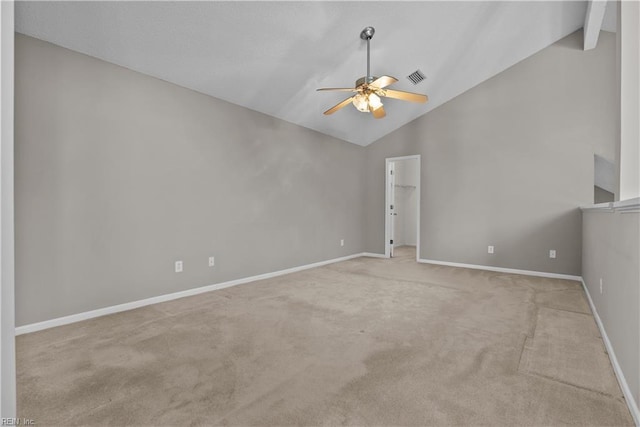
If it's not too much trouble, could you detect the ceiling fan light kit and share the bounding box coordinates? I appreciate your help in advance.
[317,26,428,119]
[353,92,382,112]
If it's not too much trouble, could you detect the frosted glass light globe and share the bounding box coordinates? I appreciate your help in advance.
[368,93,383,110]
[352,93,369,112]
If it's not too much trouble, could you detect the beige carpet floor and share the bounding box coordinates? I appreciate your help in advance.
[18,246,633,426]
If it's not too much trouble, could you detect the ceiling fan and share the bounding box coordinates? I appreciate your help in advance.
[317,26,428,119]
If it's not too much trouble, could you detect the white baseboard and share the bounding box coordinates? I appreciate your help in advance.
[581,279,640,426]
[417,258,581,281]
[361,252,388,259]
[15,252,366,336]
[13,254,582,336]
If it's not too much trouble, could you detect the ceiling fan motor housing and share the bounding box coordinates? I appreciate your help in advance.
[356,76,378,87]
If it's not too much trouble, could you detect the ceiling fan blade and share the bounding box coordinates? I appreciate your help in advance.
[369,75,398,89]
[317,88,357,92]
[372,106,386,119]
[380,89,428,103]
[323,96,355,115]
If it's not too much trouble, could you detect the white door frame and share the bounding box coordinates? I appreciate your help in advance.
[0,0,16,417]
[385,155,421,261]
[387,161,396,258]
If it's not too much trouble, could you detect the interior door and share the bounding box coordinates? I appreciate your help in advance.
[389,161,396,257]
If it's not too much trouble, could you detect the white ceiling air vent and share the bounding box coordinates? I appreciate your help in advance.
[407,69,426,85]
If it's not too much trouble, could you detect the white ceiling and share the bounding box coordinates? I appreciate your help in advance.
[16,1,596,146]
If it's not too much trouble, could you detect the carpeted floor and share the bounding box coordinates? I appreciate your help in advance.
[17,246,633,426]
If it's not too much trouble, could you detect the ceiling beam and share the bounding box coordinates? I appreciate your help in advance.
[584,0,608,50]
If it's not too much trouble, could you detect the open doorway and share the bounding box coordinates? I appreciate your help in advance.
[385,155,420,261]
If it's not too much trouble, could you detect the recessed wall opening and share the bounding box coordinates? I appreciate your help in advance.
[594,154,615,203]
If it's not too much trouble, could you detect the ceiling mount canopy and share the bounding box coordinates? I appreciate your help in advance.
[317,26,428,119]
[360,26,375,41]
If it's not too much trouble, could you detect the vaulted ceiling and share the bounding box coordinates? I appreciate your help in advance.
[15,1,615,146]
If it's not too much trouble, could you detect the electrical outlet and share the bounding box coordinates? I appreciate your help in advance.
[549,250,556,259]
[600,278,603,294]
[488,245,494,254]
[340,239,344,247]
[175,260,183,273]
[208,256,215,267]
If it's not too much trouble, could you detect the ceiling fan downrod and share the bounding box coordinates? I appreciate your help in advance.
[360,26,375,83]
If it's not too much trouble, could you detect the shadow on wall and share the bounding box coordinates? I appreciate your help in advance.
[554,28,584,51]
[595,186,615,204]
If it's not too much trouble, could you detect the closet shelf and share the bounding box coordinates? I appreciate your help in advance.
[394,184,416,189]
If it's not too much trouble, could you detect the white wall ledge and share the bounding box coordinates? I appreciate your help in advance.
[581,197,640,213]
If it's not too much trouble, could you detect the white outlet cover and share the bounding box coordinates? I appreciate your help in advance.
[209,256,215,267]
[549,250,556,259]
[340,239,344,247]
[488,246,494,254]
[175,260,183,273]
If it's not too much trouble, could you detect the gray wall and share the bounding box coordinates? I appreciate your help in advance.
[364,31,617,276]
[582,205,640,411]
[15,34,366,326]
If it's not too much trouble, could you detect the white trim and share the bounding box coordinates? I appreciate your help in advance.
[385,155,421,162]
[581,279,640,426]
[581,197,640,212]
[385,155,421,261]
[0,0,16,417]
[415,161,421,263]
[417,258,581,281]
[583,0,607,51]
[361,252,388,259]
[15,253,366,335]
[385,159,394,258]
